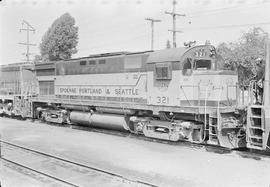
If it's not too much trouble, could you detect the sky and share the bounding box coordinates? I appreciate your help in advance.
[1,0,270,64]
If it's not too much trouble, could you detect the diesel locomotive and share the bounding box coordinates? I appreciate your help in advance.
[1,43,269,151]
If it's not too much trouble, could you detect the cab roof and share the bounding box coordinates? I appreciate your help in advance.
[147,45,215,63]
[147,47,189,63]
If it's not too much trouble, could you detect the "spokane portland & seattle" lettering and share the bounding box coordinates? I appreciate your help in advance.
[59,87,139,96]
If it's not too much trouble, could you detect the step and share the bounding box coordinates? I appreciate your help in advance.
[208,139,219,145]
[248,135,263,140]
[247,141,263,149]
[208,139,218,143]
[249,120,262,126]
[248,141,263,147]
[249,126,264,130]
[250,115,262,119]
[248,145,263,150]
[250,105,264,108]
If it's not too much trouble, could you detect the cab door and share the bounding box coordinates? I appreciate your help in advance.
[179,58,195,106]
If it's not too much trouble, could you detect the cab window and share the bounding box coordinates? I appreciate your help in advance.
[194,59,211,70]
[155,63,172,80]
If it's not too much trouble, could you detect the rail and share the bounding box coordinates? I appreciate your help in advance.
[2,157,79,187]
[0,140,157,187]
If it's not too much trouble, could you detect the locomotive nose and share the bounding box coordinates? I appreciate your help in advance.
[192,70,238,107]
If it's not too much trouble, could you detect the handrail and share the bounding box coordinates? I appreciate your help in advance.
[216,86,223,132]
[248,80,257,105]
[179,85,192,106]
[204,84,209,135]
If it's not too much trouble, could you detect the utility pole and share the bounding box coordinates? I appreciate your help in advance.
[145,18,161,50]
[165,0,185,48]
[18,20,36,63]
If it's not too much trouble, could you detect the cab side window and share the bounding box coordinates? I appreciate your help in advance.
[155,63,172,80]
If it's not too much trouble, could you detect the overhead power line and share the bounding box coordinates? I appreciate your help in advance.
[186,1,270,17]
[77,2,270,38]
[77,20,269,54]
[179,21,270,31]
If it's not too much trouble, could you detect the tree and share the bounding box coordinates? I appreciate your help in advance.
[216,27,268,89]
[40,13,78,61]
[33,55,42,64]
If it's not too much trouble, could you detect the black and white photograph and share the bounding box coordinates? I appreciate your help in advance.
[0,0,270,186]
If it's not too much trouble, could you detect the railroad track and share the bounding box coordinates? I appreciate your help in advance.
[0,140,157,187]
[64,123,270,160]
[2,117,270,160]
[2,157,79,187]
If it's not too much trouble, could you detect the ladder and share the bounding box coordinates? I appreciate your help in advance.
[246,105,264,150]
[197,83,221,145]
[198,84,214,144]
[207,87,223,145]
[208,111,219,145]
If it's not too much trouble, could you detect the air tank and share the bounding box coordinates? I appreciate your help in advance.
[69,111,130,131]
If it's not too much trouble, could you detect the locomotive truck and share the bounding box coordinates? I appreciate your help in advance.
[1,43,269,151]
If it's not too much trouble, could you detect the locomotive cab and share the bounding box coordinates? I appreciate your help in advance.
[147,44,238,108]
[181,45,237,108]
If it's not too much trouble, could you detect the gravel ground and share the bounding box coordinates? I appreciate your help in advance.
[0,117,270,187]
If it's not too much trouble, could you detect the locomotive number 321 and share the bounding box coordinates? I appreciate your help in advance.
[157,96,169,104]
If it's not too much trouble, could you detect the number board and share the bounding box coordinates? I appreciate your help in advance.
[193,48,207,58]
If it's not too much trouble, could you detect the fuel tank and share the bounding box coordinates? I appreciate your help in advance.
[69,111,91,126]
[69,111,130,131]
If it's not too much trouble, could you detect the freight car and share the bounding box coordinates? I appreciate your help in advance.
[1,43,269,151]
[0,63,37,117]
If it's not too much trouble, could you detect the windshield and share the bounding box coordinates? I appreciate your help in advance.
[194,59,211,70]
